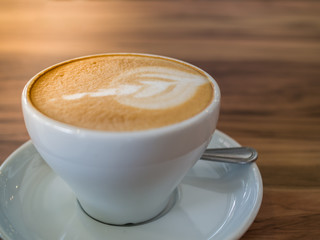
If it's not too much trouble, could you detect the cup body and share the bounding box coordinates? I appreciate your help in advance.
[22,54,220,225]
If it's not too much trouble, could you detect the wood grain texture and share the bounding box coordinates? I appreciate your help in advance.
[1,0,320,239]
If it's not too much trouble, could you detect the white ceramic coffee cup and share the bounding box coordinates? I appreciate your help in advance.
[22,54,220,225]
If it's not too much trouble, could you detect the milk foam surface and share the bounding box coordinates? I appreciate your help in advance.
[29,54,213,131]
[61,66,208,109]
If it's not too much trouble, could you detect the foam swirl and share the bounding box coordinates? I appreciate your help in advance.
[62,66,208,109]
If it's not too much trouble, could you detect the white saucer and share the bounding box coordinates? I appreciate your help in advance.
[0,130,263,240]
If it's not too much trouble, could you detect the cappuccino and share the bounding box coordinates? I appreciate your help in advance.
[29,54,214,131]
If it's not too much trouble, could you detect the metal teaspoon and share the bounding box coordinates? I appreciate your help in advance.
[201,147,258,164]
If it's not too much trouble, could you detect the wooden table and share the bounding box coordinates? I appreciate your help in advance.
[1,0,319,239]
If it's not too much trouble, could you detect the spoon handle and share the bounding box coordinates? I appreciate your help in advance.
[201,147,258,164]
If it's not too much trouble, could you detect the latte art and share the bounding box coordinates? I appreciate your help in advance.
[29,54,214,131]
[61,66,208,109]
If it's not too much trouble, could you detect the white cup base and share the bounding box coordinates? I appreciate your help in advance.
[77,187,180,226]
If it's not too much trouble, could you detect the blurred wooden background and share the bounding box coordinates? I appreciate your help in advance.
[1,0,320,239]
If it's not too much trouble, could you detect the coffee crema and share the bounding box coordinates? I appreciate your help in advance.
[29,54,214,131]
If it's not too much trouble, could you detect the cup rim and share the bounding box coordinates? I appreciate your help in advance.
[22,53,220,137]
